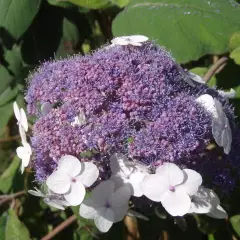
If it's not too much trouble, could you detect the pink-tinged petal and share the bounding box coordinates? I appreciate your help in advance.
[79,199,97,219]
[141,174,169,202]
[77,162,99,187]
[13,102,20,121]
[94,207,114,232]
[177,169,202,196]
[156,163,184,186]
[109,186,131,208]
[64,181,86,206]
[20,108,28,132]
[46,171,71,194]
[91,180,115,206]
[161,190,191,216]
[57,155,81,177]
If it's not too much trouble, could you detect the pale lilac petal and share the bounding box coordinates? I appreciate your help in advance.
[94,207,114,232]
[79,199,97,219]
[161,190,191,216]
[113,204,129,222]
[177,169,202,196]
[188,72,205,84]
[110,153,129,174]
[64,181,86,206]
[77,162,99,187]
[156,163,184,186]
[46,171,71,194]
[57,155,81,177]
[43,198,65,210]
[41,102,53,116]
[109,186,131,208]
[141,174,169,202]
[207,205,228,219]
[91,180,115,206]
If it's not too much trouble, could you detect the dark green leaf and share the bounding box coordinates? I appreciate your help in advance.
[0,65,13,94]
[0,0,42,40]
[5,209,30,240]
[0,212,8,240]
[230,215,240,237]
[113,0,240,63]
[0,101,14,135]
[0,157,20,194]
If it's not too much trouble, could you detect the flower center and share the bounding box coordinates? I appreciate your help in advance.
[169,185,175,192]
[105,201,111,208]
[71,178,77,183]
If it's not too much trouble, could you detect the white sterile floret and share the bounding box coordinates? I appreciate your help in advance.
[71,109,87,127]
[187,71,206,84]
[196,94,232,154]
[188,186,227,219]
[28,187,69,210]
[111,35,148,46]
[218,88,235,99]
[110,153,149,197]
[13,101,28,132]
[141,163,202,216]
[41,102,53,116]
[46,155,99,206]
[16,142,32,174]
[79,180,131,232]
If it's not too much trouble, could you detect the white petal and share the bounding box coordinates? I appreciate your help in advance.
[57,155,81,177]
[109,186,131,208]
[41,102,53,116]
[110,153,129,174]
[161,190,191,216]
[156,163,184,186]
[128,35,149,43]
[141,174,169,202]
[94,207,114,232]
[111,37,129,45]
[196,94,218,118]
[212,118,224,147]
[28,188,45,197]
[79,199,97,219]
[77,162,99,187]
[13,102,20,121]
[91,180,115,206]
[207,205,228,219]
[19,125,27,143]
[20,108,28,132]
[188,72,206,84]
[129,171,147,197]
[46,171,71,194]
[44,198,65,210]
[64,181,86,206]
[177,169,202,196]
[218,88,235,99]
[189,187,220,214]
[222,119,232,154]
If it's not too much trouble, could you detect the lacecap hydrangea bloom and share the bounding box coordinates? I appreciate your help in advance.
[14,35,240,232]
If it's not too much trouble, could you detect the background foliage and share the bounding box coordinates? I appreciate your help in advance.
[0,0,240,239]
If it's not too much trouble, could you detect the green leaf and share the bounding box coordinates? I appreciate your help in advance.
[0,157,20,194]
[0,101,14,135]
[230,46,240,65]
[230,215,240,237]
[190,67,216,87]
[4,45,23,77]
[0,0,42,40]
[47,0,76,8]
[68,0,110,9]
[0,212,8,240]
[0,85,20,107]
[111,0,130,7]
[229,32,240,51]
[5,209,30,240]
[112,0,240,63]
[0,66,13,95]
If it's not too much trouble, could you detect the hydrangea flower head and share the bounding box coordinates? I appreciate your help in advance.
[24,35,240,231]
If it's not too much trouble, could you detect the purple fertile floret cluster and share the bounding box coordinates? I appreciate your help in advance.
[26,41,240,194]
